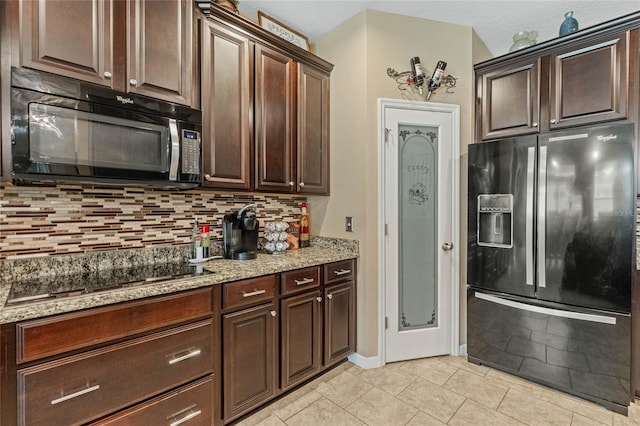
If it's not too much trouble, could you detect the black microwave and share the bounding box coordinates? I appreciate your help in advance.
[10,67,202,188]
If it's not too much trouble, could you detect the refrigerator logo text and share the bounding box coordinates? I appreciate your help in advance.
[596,134,618,142]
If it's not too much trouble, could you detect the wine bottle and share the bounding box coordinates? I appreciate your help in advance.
[426,60,447,100]
[299,202,310,248]
[410,56,426,94]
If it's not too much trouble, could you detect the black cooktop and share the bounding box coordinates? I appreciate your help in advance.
[6,262,211,305]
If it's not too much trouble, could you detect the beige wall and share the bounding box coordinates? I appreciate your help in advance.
[310,10,492,359]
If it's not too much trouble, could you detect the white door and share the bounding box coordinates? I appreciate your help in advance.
[380,99,459,363]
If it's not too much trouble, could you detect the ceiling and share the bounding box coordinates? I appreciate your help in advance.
[236,1,639,57]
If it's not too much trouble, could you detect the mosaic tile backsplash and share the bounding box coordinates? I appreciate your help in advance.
[0,182,306,260]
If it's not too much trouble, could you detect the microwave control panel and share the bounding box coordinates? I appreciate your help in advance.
[181,130,201,175]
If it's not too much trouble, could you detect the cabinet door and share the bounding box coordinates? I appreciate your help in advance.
[20,0,113,86]
[324,281,356,367]
[127,0,194,106]
[254,45,295,192]
[201,20,252,190]
[549,32,628,129]
[479,58,540,140]
[297,64,330,194]
[222,303,277,422]
[280,292,322,390]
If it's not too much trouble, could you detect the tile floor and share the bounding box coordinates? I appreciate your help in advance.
[235,356,640,426]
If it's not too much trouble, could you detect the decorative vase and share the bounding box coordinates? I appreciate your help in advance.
[559,11,579,36]
[509,31,538,52]
[214,0,238,13]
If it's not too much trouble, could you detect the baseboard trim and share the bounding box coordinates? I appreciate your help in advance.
[348,352,383,369]
[458,344,468,356]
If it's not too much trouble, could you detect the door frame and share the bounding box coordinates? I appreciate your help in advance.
[377,98,461,365]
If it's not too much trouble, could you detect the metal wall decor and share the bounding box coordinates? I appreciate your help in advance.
[387,58,457,101]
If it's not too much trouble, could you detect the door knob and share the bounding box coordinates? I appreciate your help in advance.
[442,242,454,251]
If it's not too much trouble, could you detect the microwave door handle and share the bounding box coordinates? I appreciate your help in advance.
[537,145,547,288]
[526,146,535,286]
[169,119,180,181]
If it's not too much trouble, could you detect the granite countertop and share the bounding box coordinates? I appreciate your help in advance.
[0,238,358,324]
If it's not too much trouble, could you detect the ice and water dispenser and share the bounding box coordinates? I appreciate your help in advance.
[477,194,513,248]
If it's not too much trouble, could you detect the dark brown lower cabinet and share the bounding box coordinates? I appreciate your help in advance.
[222,302,278,423]
[280,291,322,390]
[324,281,356,367]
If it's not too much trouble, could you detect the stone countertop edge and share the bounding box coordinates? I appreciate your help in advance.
[0,244,358,324]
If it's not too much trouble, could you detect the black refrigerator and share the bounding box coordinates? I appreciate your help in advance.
[467,122,635,414]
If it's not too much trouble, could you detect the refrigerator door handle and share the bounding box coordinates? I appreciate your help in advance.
[475,292,617,325]
[526,146,535,286]
[537,146,547,288]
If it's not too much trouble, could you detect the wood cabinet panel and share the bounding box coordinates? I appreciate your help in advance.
[281,266,320,296]
[280,291,322,391]
[550,32,628,129]
[254,45,295,192]
[93,376,214,425]
[297,63,330,194]
[324,281,356,367]
[223,275,277,310]
[201,19,252,190]
[223,303,277,422]
[127,0,194,105]
[17,288,212,363]
[20,0,113,86]
[479,58,540,140]
[18,320,213,426]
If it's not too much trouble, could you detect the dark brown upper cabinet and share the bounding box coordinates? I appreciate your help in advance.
[549,32,628,129]
[200,8,333,195]
[297,63,331,194]
[19,0,195,106]
[479,57,540,141]
[476,24,635,141]
[201,19,253,190]
[254,45,296,192]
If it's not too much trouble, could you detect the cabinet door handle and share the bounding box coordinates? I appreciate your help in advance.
[316,296,322,302]
[288,181,294,186]
[550,119,557,124]
[168,349,202,365]
[334,269,351,276]
[270,310,277,317]
[294,278,315,286]
[129,78,138,86]
[327,294,333,299]
[242,289,266,298]
[51,384,100,405]
[169,409,202,426]
[299,182,305,187]
[103,71,112,79]
[204,174,212,181]
[532,122,538,127]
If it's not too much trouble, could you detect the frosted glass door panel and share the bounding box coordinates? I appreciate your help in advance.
[399,125,438,330]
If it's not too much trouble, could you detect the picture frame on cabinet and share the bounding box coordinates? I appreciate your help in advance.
[258,11,309,51]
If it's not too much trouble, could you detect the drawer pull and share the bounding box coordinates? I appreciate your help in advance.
[316,297,322,302]
[334,269,351,276]
[327,294,333,299]
[168,349,202,365]
[294,278,315,286]
[242,289,267,298]
[169,409,202,426]
[51,384,100,405]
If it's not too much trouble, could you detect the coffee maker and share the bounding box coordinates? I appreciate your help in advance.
[222,204,259,260]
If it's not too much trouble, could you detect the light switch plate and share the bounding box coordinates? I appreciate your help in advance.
[345,216,353,232]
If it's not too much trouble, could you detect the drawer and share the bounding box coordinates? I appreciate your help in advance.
[281,266,320,296]
[18,320,213,426]
[223,275,276,310]
[324,259,355,285]
[17,288,213,363]
[94,376,213,425]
